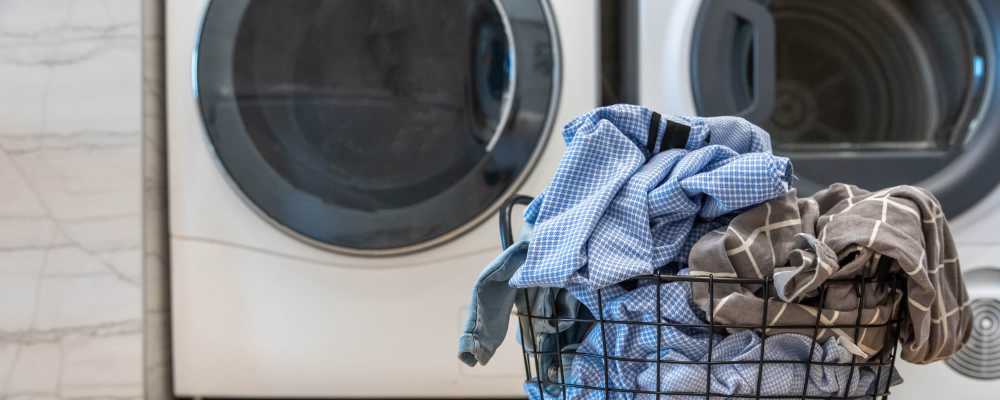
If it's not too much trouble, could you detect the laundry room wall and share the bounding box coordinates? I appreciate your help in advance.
[0,1,144,399]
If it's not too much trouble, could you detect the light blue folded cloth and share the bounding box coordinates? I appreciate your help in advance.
[512,105,793,299]
[526,275,892,400]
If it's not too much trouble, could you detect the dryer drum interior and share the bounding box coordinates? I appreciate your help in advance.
[194,0,559,254]
[692,0,1000,218]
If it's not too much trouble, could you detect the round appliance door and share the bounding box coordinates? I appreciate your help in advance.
[195,0,559,254]
[692,0,1000,218]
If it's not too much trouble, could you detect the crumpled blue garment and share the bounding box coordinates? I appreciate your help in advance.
[458,224,591,370]
[511,105,793,295]
[525,275,891,400]
[458,227,533,367]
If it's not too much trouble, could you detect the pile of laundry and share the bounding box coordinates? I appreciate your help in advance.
[457,105,972,399]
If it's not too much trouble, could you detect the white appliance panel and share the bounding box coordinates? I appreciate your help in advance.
[167,0,599,396]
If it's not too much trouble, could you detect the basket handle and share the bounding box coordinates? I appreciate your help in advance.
[498,195,534,248]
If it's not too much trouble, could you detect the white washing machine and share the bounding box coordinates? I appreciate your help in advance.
[629,0,1000,398]
[166,0,598,397]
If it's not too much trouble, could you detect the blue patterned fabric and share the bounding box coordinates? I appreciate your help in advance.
[525,276,883,400]
[512,105,792,295]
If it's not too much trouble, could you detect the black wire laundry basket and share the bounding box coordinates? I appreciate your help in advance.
[498,195,907,400]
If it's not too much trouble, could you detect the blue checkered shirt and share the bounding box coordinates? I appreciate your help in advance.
[511,105,792,297]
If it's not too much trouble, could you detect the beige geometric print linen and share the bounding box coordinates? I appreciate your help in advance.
[688,184,971,364]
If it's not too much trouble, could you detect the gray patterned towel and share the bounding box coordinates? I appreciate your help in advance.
[688,184,971,364]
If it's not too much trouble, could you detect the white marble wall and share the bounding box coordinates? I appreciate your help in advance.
[0,1,143,399]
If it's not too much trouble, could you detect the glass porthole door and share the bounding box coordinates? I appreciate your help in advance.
[196,0,559,254]
[693,0,1000,217]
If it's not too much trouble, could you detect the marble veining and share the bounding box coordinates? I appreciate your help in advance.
[0,1,143,399]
